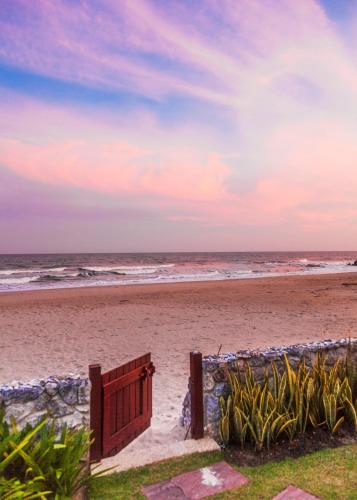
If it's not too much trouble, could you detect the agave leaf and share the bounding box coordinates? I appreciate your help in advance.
[277,417,297,440]
[262,409,275,442]
[271,413,284,437]
[277,372,287,410]
[307,378,315,401]
[332,416,344,434]
[271,362,279,398]
[233,406,246,447]
[244,418,259,448]
[256,410,263,443]
[344,398,357,432]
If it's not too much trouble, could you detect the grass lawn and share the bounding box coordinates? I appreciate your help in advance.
[90,443,357,499]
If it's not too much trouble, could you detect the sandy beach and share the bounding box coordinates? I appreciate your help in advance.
[1,272,357,452]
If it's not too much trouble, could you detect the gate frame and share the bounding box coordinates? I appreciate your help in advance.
[89,364,103,462]
[190,351,204,439]
[89,353,154,462]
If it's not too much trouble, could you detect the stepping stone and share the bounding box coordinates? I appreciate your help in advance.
[142,461,249,499]
[273,485,320,499]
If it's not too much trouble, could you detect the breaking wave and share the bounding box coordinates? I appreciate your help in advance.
[0,277,34,285]
[77,264,175,276]
[0,267,66,276]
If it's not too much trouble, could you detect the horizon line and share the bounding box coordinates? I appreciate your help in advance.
[1,250,357,256]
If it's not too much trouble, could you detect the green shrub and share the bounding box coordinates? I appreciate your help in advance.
[0,410,98,498]
[0,476,50,499]
[219,352,357,450]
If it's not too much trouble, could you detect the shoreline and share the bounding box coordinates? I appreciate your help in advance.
[1,269,357,300]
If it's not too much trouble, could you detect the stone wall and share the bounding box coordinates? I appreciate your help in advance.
[0,375,90,429]
[181,338,357,439]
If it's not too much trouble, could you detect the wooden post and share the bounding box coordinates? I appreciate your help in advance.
[89,364,102,462]
[190,351,204,439]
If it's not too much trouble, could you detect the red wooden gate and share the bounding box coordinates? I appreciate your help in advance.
[89,353,155,461]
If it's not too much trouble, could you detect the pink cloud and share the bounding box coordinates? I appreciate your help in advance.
[2,91,357,234]
[0,137,231,201]
[0,97,231,202]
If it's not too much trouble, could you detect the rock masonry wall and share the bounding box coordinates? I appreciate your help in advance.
[0,375,90,429]
[181,338,357,439]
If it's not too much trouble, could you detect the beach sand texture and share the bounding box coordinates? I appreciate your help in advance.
[1,273,357,454]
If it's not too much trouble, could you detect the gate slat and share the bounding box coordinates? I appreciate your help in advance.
[135,379,140,417]
[129,360,136,422]
[103,414,149,454]
[135,356,142,418]
[109,368,117,439]
[116,364,124,437]
[124,384,130,425]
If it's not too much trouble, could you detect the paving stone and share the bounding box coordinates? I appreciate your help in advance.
[273,485,320,499]
[143,479,187,499]
[142,461,248,499]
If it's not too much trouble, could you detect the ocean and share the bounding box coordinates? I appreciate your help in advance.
[0,251,356,293]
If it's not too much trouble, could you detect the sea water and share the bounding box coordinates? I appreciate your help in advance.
[0,251,356,292]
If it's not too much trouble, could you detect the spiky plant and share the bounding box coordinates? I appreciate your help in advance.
[219,349,357,450]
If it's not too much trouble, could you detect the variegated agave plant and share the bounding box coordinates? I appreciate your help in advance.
[218,350,357,450]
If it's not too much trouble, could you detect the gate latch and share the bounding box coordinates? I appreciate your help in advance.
[141,362,156,379]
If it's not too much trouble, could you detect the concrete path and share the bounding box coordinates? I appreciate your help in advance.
[94,436,220,474]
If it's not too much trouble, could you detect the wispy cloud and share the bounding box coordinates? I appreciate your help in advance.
[1,1,357,250]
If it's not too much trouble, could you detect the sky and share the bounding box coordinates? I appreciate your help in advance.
[1,0,357,253]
